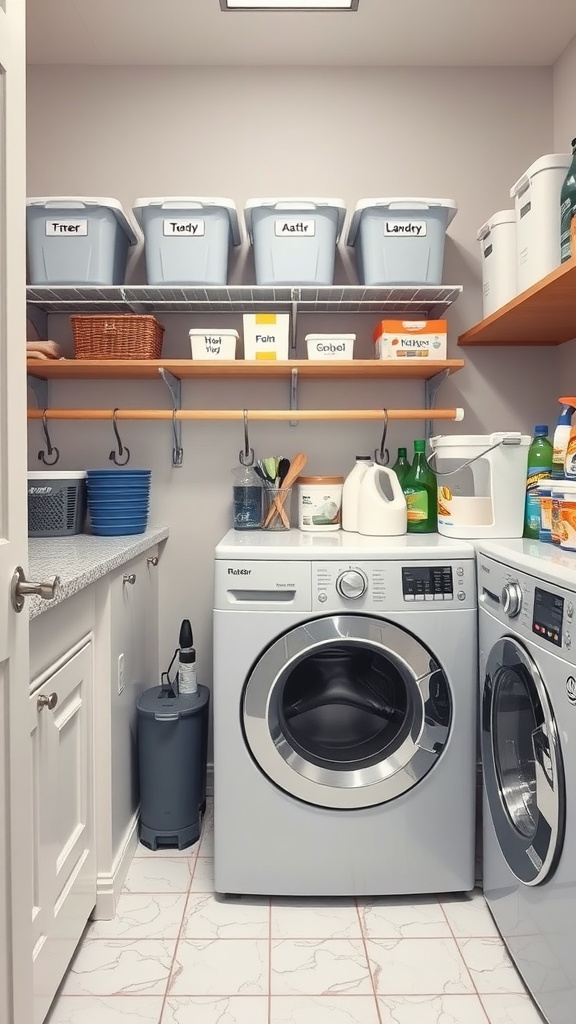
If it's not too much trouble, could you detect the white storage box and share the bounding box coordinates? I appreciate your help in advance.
[189,328,238,360]
[133,197,240,285]
[510,154,571,292]
[244,197,346,286]
[346,197,457,286]
[305,333,355,360]
[373,320,447,360]
[26,197,140,286]
[477,211,517,317]
[243,313,290,360]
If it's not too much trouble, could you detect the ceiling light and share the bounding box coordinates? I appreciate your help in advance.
[220,1,359,11]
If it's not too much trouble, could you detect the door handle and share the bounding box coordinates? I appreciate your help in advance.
[147,556,158,567]
[123,573,136,585]
[11,566,59,613]
[37,692,58,711]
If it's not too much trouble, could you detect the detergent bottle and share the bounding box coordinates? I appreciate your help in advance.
[341,455,372,532]
[358,465,407,537]
[524,425,553,538]
[553,403,575,478]
[392,446,411,487]
[402,440,438,533]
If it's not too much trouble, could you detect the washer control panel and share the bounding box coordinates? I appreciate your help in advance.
[402,565,453,602]
[312,560,475,612]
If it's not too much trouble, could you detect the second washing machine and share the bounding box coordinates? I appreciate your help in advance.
[213,530,477,897]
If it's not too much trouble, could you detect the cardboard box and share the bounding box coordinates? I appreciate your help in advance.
[373,319,447,360]
[243,313,290,360]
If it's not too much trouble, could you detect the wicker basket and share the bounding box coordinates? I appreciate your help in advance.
[71,314,164,360]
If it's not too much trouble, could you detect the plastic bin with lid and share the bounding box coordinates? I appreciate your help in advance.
[477,211,517,317]
[346,197,457,286]
[26,196,141,285]
[510,153,571,292]
[133,197,241,286]
[244,197,346,286]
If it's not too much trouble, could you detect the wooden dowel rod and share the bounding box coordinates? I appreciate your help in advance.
[28,408,463,422]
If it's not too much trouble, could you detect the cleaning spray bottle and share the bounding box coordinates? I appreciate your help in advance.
[178,619,197,695]
[557,397,576,478]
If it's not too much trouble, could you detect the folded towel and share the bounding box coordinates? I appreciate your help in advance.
[26,340,63,360]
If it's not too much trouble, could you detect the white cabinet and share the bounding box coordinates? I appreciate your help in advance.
[30,639,95,1024]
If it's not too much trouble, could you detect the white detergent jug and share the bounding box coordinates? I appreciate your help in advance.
[341,456,372,532]
[358,466,407,536]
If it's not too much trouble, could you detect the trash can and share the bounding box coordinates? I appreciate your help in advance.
[137,681,210,851]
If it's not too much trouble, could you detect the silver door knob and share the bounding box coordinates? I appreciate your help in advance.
[147,556,158,567]
[37,692,58,711]
[502,581,523,618]
[123,573,136,585]
[11,566,59,613]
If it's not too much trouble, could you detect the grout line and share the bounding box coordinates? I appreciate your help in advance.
[355,897,384,1024]
[438,896,492,1021]
[268,897,272,1024]
[157,832,201,1023]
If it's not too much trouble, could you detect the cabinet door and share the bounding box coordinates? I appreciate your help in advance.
[31,642,95,1024]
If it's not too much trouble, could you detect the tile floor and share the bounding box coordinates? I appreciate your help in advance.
[46,803,543,1024]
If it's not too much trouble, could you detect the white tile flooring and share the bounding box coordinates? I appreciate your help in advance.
[46,803,544,1024]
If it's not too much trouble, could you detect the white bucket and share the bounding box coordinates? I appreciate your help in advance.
[297,476,343,532]
[430,432,530,539]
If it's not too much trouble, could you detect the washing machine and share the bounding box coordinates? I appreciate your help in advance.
[478,539,576,1024]
[213,529,477,897]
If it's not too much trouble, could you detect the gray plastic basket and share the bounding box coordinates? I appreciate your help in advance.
[27,471,87,538]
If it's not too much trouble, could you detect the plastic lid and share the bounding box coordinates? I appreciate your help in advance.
[557,407,573,425]
[297,476,344,484]
[26,197,141,246]
[27,470,87,479]
[477,210,516,240]
[414,440,426,453]
[510,154,572,198]
[137,683,207,720]
[397,448,408,457]
[133,197,241,246]
[305,334,356,342]
[244,198,346,243]
[356,455,372,460]
[347,198,458,247]
[535,425,549,435]
[188,329,239,339]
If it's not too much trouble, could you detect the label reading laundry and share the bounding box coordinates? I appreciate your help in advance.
[163,218,205,236]
[275,219,316,237]
[384,219,427,237]
[45,218,88,236]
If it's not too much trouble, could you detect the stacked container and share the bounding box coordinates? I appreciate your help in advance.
[244,197,346,286]
[510,154,572,292]
[134,197,241,285]
[477,211,517,317]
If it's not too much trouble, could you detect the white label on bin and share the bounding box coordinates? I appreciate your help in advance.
[274,218,316,237]
[45,218,88,236]
[163,218,205,236]
[383,219,427,237]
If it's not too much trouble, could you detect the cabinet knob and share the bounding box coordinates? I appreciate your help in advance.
[37,692,58,712]
[11,566,59,613]
[123,573,136,585]
[147,556,159,567]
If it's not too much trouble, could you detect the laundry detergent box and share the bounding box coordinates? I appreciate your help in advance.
[243,312,290,360]
[373,319,447,360]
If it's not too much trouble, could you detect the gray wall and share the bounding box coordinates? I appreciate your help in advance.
[554,35,576,384]
[26,64,559,689]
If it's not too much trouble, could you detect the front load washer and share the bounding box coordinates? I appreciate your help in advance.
[478,540,576,1024]
[213,529,477,897]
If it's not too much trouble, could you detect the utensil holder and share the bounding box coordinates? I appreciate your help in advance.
[262,487,292,531]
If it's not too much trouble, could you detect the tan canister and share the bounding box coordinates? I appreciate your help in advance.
[559,481,576,550]
[297,476,344,532]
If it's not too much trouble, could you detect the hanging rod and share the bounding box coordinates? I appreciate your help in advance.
[28,408,464,422]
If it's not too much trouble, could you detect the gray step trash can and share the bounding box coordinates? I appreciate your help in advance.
[137,682,209,851]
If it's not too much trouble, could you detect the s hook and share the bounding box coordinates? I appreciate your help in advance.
[374,409,389,466]
[38,410,60,466]
[109,408,130,466]
[239,409,255,466]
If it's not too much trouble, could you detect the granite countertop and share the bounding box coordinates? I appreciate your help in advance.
[27,526,169,620]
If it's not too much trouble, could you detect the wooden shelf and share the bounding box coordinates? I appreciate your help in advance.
[458,255,576,347]
[26,358,464,383]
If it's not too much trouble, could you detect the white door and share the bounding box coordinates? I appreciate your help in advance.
[0,2,33,1023]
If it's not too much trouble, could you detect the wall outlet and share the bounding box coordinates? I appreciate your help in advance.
[117,653,125,695]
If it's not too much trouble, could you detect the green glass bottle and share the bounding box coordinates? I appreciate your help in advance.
[523,425,553,539]
[402,440,438,533]
[561,138,576,263]
[392,446,411,487]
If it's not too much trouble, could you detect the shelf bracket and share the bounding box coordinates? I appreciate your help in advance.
[121,286,147,315]
[158,367,183,467]
[424,369,450,442]
[27,374,48,411]
[290,288,300,357]
[290,367,298,427]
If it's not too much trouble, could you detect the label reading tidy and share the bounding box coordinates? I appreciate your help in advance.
[383,219,427,237]
[45,218,88,236]
[275,218,316,237]
[163,218,205,237]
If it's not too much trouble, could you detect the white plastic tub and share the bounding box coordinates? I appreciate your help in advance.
[510,154,571,292]
[189,329,238,360]
[243,313,290,360]
[305,333,355,360]
[133,197,240,285]
[477,211,517,317]
[297,476,344,532]
[26,197,140,286]
[346,197,457,286]
[244,197,346,286]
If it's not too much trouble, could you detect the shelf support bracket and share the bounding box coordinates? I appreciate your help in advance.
[424,369,450,442]
[290,368,298,427]
[290,288,300,357]
[121,286,147,315]
[27,374,48,411]
[158,367,183,467]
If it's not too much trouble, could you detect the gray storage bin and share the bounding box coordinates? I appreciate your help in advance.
[346,197,457,285]
[26,196,141,285]
[245,197,346,286]
[133,197,241,285]
[137,682,210,851]
[27,471,87,538]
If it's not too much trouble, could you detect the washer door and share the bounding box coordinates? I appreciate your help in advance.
[242,614,452,809]
[482,636,565,885]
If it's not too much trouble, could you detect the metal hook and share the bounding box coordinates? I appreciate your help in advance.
[109,408,130,466]
[239,409,255,466]
[38,410,60,466]
[374,409,390,466]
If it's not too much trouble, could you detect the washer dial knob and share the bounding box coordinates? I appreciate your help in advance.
[336,569,368,600]
[502,581,523,618]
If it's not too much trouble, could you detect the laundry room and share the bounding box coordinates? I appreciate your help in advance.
[3,1,576,1023]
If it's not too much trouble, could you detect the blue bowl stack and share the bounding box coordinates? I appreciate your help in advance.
[86,469,151,536]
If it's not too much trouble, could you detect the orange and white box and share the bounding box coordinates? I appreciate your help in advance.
[243,312,290,360]
[373,319,447,360]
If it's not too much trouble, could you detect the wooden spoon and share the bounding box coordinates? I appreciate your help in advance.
[263,451,308,528]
